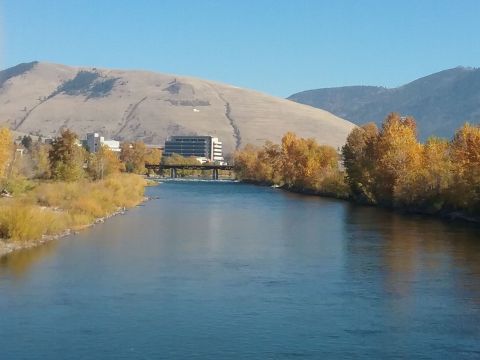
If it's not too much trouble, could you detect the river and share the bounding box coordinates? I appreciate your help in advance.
[1,181,480,359]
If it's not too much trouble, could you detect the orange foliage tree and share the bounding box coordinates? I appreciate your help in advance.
[236,115,480,217]
[235,132,347,197]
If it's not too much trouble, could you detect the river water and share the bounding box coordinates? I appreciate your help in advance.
[1,181,480,359]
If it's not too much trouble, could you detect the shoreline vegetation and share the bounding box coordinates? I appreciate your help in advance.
[0,174,147,257]
[0,128,157,257]
[234,113,480,224]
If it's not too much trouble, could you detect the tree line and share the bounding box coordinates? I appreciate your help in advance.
[0,128,155,242]
[234,113,480,217]
[0,128,162,192]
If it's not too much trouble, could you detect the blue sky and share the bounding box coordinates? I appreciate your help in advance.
[1,0,479,97]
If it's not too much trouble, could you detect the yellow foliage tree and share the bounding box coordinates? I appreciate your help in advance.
[234,144,260,181]
[235,132,346,196]
[374,113,423,205]
[395,137,453,209]
[120,141,147,174]
[87,145,124,180]
[280,132,340,191]
[235,120,480,216]
[256,141,282,184]
[144,148,162,166]
[0,128,13,178]
[449,123,480,212]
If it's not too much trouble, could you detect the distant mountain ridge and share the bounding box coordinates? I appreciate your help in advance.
[0,61,355,154]
[288,67,480,139]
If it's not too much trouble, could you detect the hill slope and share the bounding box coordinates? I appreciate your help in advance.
[288,67,480,139]
[0,62,355,154]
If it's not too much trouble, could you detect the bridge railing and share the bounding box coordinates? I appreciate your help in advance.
[145,163,235,179]
[145,164,234,171]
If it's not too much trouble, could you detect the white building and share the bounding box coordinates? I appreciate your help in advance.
[86,133,121,153]
[211,137,224,163]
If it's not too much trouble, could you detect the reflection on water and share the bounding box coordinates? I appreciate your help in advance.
[0,182,480,359]
[0,240,58,277]
[345,205,480,303]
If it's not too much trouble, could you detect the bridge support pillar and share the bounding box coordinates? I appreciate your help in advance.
[171,168,177,178]
[212,168,219,180]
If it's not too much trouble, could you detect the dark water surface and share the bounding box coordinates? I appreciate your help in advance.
[1,181,480,359]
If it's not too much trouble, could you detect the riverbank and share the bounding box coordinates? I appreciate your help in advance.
[234,124,480,227]
[0,174,147,257]
[247,180,480,225]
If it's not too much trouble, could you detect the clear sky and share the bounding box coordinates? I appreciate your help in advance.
[1,0,479,97]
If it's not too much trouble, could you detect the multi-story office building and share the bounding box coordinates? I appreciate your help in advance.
[163,135,224,163]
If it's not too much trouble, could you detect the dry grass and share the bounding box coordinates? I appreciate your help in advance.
[0,204,69,241]
[0,173,146,242]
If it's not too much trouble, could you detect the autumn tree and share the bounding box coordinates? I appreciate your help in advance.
[87,145,124,180]
[234,132,345,195]
[449,123,480,212]
[236,118,480,216]
[279,132,302,187]
[372,113,422,206]
[0,128,13,179]
[120,141,147,174]
[234,144,260,181]
[386,136,453,210]
[342,123,378,203]
[49,129,86,181]
[256,141,282,184]
[279,132,341,191]
[234,142,282,184]
[144,148,162,165]
[30,141,51,179]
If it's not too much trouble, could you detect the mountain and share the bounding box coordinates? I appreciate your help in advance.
[0,61,355,154]
[288,67,480,140]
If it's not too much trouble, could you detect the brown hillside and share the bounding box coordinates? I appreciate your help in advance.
[0,62,355,154]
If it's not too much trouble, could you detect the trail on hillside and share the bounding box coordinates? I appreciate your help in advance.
[14,94,54,131]
[215,91,241,150]
[115,96,148,137]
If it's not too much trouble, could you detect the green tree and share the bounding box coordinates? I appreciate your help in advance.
[163,153,203,177]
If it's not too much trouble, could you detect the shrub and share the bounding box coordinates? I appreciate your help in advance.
[0,174,146,243]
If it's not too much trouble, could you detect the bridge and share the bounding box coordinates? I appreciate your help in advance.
[145,164,234,180]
